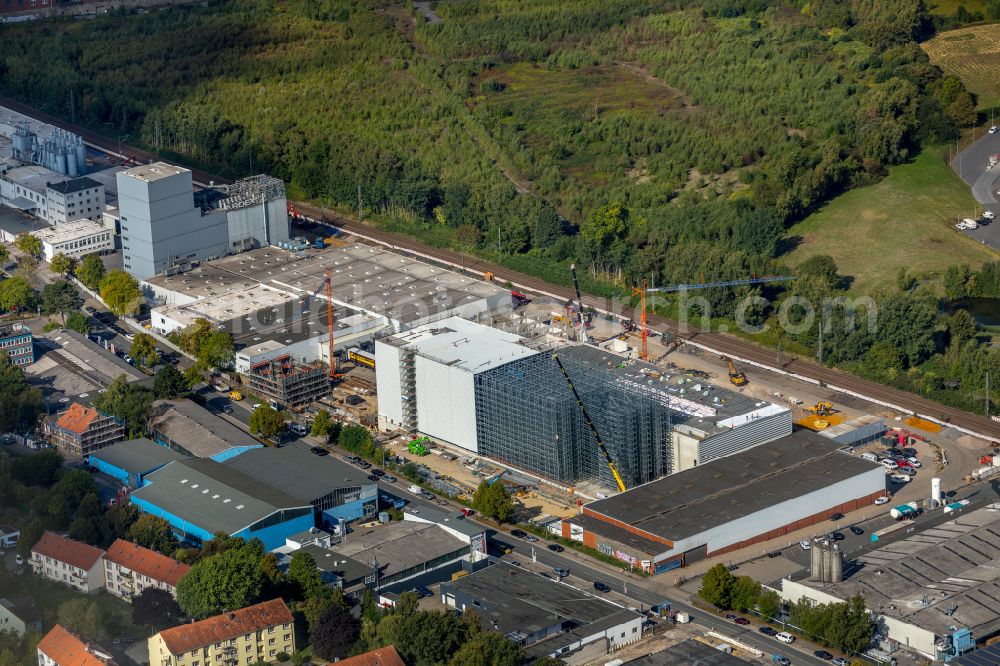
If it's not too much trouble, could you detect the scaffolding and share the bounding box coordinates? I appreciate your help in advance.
[473,346,673,489]
[242,354,328,408]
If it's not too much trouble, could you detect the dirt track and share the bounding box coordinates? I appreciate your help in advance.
[4,94,998,442]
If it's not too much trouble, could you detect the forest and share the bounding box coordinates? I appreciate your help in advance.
[0,0,998,411]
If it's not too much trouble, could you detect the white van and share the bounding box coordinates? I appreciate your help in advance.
[775,632,795,644]
[861,452,879,462]
[288,423,307,437]
[799,539,811,551]
[881,458,898,470]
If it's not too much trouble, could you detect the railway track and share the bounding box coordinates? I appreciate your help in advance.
[6,94,999,441]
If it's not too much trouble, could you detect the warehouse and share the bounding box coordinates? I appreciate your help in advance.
[375,316,540,452]
[130,458,314,550]
[148,399,263,461]
[817,414,886,448]
[440,561,642,662]
[87,438,186,489]
[567,429,885,573]
[221,446,377,525]
[145,242,511,369]
[782,503,1000,661]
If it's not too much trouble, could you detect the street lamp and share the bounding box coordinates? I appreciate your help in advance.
[118,134,130,158]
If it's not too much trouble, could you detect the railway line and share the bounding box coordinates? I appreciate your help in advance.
[5,93,999,441]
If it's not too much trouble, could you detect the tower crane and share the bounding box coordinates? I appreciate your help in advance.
[631,276,796,361]
[553,353,627,493]
[303,269,337,380]
[570,264,588,343]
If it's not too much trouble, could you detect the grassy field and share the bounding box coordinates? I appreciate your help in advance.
[785,147,997,294]
[923,24,1000,109]
[926,0,988,15]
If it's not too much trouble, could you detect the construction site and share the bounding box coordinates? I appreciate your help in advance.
[241,354,328,409]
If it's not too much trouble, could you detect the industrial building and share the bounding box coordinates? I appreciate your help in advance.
[241,354,328,408]
[34,218,114,261]
[222,445,378,525]
[378,325,791,488]
[629,640,753,665]
[782,502,1000,662]
[117,163,289,279]
[0,323,33,366]
[46,402,125,458]
[145,242,512,371]
[148,399,263,461]
[566,429,884,573]
[87,438,186,489]
[440,561,643,662]
[44,176,104,224]
[375,316,540,452]
[817,414,887,448]
[130,458,314,550]
[7,123,87,178]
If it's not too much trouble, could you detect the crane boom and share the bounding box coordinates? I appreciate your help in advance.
[647,276,795,293]
[552,354,627,493]
[570,264,588,343]
[303,271,337,380]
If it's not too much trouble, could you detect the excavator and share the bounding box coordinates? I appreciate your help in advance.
[725,358,748,387]
[807,401,835,417]
[553,354,627,493]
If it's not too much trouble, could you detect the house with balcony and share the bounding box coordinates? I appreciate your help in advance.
[30,531,106,594]
[37,624,117,666]
[148,598,294,666]
[103,540,190,602]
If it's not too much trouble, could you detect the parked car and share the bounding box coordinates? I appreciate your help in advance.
[890,474,911,483]
[384,476,397,483]
[221,405,233,414]
[416,586,433,598]
[420,491,436,501]
[547,544,564,553]
[875,496,890,505]
[829,512,844,521]
[734,617,750,625]
[759,627,777,636]
[827,532,844,541]
[881,458,899,470]
[799,539,811,551]
[14,554,23,565]
[460,507,474,516]
[593,581,611,593]
[287,423,307,437]
[990,125,999,134]
[524,535,538,542]
[771,656,790,666]
[907,457,922,468]
[984,210,997,221]
[849,525,864,535]
[510,529,527,538]
[775,632,795,644]
[552,567,569,578]
[814,650,834,660]
[310,447,329,456]
[833,658,850,666]
[370,468,385,477]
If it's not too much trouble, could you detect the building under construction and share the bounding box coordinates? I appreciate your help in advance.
[242,355,328,409]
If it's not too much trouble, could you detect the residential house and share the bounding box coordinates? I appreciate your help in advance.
[103,540,190,602]
[48,403,125,458]
[332,646,406,666]
[30,532,106,594]
[147,598,295,666]
[0,597,41,637]
[37,624,117,666]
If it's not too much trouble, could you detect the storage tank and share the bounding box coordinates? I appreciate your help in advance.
[822,542,834,582]
[55,147,67,176]
[809,540,823,581]
[830,545,843,582]
[890,502,919,519]
[66,149,78,177]
[75,137,86,175]
[932,477,942,504]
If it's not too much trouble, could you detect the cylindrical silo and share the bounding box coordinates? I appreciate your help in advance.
[831,545,843,582]
[932,477,942,505]
[810,541,823,581]
[55,147,67,175]
[75,137,86,175]
[822,543,834,582]
[66,150,78,177]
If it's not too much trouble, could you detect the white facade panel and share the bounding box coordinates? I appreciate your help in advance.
[415,356,478,453]
[375,340,403,428]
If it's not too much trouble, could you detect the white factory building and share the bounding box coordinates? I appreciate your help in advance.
[34,219,114,261]
[375,316,539,452]
[117,163,289,279]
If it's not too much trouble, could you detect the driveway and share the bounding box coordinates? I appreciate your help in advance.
[951,131,1000,247]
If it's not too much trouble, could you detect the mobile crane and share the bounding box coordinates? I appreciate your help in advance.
[553,353,627,493]
[570,264,588,343]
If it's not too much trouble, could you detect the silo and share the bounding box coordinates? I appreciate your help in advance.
[932,477,942,505]
[810,541,823,581]
[75,137,86,175]
[55,147,67,175]
[831,545,843,582]
[822,542,834,582]
[66,149,78,177]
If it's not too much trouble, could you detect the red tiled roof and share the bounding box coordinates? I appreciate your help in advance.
[158,599,293,655]
[55,403,101,435]
[104,540,190,588]
[329,646,406,666]
[37,624,115,665]
[32,532,104,571]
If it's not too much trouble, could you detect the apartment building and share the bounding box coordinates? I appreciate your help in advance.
[37,624,117,666]
[47,402,125,458]
[148,599,294,666]
[30,532,106,594]
[103,540,190,602]
[0,323,33,366]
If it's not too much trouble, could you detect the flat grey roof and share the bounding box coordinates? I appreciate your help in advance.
[41,329,147,383]
[809,503,1000,640]
[402,506,484,538]
[584,429,882,542]
[571,513,665,556]
[331,521,467,579]
[443,561,640,651]
[295,544,371,583]
[383,316,537,374]
[222,446,374,502]
[89,437,186,473]
[133,458,311,536]
[0,206,51,236]
[149,399,259,457]
[47,176,101,195]
[626,639,753,664]
[557,345,787,436]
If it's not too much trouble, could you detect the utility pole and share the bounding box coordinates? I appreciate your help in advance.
[986,371,990,418]
[817,312,824,365]
[357,185,364,222]
[154,119,162,156]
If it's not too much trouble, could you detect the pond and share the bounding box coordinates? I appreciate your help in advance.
[947,298,1000,327]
